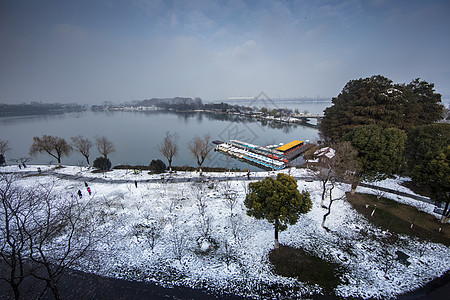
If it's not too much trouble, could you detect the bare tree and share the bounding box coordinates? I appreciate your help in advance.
[29,135,72,167]
[1,175,101,300]
[132,217,165,250]
[0,174,36,299]
[191,183,207,216]
[95,136,115,159]
[23,186,99,300]
[170,225,187,261]
[0,139,11,155]
[196,215,212,239]
[228,213,243,243]
[240,180,249,196]
[158,132,179,172]
[317,142,359,207]
[191,183,212,238]
[380,248,396,278]
[11,157,31,167]
[222,240,235,267]
[221,179,239,213]
[318,142,359,229]
[0,139,11,165]
[321,179,346,230]
[188,134,212,174]
[71,136,93,167]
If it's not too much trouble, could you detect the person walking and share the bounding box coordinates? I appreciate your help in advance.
[77,190,82,198]
[87,187,91,195]
[134,180,138,188]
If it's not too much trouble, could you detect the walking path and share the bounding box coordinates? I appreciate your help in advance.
[3,168,433,206]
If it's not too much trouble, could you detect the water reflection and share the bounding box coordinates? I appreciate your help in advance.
[1,110,322,170]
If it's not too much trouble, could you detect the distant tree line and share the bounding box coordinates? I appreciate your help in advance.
[95,97,309,121]
[0,103,83,117]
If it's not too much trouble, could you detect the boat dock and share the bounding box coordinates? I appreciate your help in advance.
[214,139,310,170]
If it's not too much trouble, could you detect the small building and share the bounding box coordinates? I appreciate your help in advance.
[314,147,335,164]
[276,140,304,154]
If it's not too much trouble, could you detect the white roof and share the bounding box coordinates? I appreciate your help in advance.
[314,147,335,159]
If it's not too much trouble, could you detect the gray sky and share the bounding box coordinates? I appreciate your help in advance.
[1,0,449,104]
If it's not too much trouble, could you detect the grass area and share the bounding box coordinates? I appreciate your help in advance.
[401,180,433,198]
[346,193,450,246]
[269,193,449,295]
[269,245,342,294]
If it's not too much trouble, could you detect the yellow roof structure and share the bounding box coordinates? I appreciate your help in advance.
[276,140,304,152]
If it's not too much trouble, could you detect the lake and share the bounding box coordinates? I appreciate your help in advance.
[0,101,331,170]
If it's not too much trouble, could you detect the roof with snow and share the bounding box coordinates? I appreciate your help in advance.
[314,147,336,159]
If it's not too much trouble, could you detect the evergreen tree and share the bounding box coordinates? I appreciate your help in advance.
[244,173,312,249]
[408,79,445,124]
[93,157,111,171]
[427,146,450,222]
[149,159,166,174]
[405,123,450,183]
[345,125,406,181]
[405,123,450,221]
[320,75,444,141]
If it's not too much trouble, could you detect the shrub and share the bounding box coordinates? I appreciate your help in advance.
[149,159,166,174]
[93,156,111,170]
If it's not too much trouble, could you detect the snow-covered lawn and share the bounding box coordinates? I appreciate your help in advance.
[2,165,449,299]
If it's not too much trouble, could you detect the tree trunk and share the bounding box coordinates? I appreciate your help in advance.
[322,197,335,229]
[57,157,62,167]
[321,176,328,208]
[85,156,90,167]
[168,159,172,172]
[13,285,20,300]
[440,202,449,223]
[48,280,61,300]
[274,227,279,249]
[351,179,359,194]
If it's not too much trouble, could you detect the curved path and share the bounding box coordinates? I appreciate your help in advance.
[6,168,433,205]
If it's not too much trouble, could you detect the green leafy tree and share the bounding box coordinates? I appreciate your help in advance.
[405,123,450,182]
[405,124,450,221]
[320,75,444,141]
[345,125,406,182]
[428,147,450,222]
[29,135,72,166]
[244,173,312,249]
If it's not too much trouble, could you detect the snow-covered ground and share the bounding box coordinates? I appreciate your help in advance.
[2,165,449,299]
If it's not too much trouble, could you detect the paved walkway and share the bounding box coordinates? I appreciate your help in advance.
[3,168,433,206]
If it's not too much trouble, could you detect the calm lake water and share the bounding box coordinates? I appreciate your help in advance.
[0,101,331,170]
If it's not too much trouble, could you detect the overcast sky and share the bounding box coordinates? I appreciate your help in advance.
[1,0,449,104]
